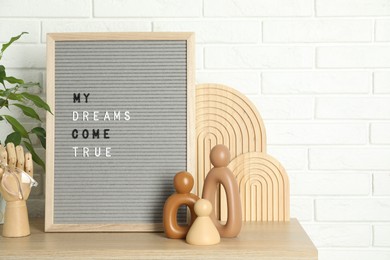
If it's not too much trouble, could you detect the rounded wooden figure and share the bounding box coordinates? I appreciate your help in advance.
[163,171,199,239]
[186,199,220,246]
[0,143,36,238]
[202,144,242,238]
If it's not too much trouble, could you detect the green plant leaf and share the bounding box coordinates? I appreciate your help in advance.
[5,132,21,145]
[0,32,28,58]
[31,127,46,149]
[13,103,41,121]
[4,76,24,85]
[0,98,9,108]
[7,92,23,101]
[3,115,28,138]
[23,141,45,170]
[0,115,3,121]
[0,89,23,101]
[21,92,52,114]
[0,65,5,87]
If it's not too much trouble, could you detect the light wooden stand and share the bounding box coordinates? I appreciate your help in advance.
[2,201,30,237]
[0,218,317,260]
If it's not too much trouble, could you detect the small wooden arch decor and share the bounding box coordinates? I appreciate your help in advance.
[228,152,290,221]
[196,83,289,222]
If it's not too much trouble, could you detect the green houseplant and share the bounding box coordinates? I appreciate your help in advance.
[0,32,51,169]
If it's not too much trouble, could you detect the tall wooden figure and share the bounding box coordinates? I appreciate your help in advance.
[163,171,200,239]
[202,145,242,237]
[0,143,36,238]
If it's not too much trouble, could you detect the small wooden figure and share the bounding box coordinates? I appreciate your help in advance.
[186,199,220,245]
[0,143,36,238]
[202,144,242,238]
[163,171,199,239]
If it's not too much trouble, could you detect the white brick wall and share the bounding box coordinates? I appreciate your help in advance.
[204,0,313,17]
[374,225,390,246]
[41,21,152,42]
[316,0,390,16]
[289,172,371,195]
[371,123,390,144]
[320,250,390,260]
[376,20,390,41]
[310,148,390,170]
[317,199,390,221]
[262,71,371,94]
[250,96,314,119]
[196,71,260,95]
[374,71,390,93]
[1,45,46,68]
[290,198,313,221]
[205,46,314,69]
[303,223,372,247]
[1,1,390,259]
[0,0,90,17]
[317,46,390,68]
[263,20,372,43]
[316,97,390,119]
[0,21,40,43]
[94,0,202,17]
[266,123,367,144]
[373,173,390,195]
[154,20,261,43]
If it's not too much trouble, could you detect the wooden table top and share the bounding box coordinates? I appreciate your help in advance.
[0,218,317,260]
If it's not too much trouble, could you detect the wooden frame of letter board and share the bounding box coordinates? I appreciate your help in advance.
[45,33,195,232]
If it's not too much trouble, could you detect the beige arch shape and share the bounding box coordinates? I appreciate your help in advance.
[228,152,290,221]
[196,83,290,222]
[196,86,265,151]
[196,84,266,197]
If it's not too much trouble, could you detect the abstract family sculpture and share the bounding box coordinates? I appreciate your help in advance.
[163,171,199,239]
[0,143,37,238]
[164,144,242,245]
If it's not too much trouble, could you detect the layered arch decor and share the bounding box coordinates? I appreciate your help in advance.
[196,84,266,194]
[196,83,289,221]
[228,152,289,221]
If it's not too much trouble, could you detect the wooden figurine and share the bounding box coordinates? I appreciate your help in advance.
[202,144,242,238]
[163,171,199,239]
[186,199,220,246]
[0,143,36,238]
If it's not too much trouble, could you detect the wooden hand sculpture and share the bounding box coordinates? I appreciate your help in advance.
[0,143,36,237]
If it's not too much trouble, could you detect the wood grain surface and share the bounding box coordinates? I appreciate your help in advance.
[0,218,317,260]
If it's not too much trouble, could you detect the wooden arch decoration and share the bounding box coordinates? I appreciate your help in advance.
[196,84,266,196]
[196,83,290,222]
[228,152,290,222]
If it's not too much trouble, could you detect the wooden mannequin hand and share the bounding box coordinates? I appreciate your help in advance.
[0,143,34,202]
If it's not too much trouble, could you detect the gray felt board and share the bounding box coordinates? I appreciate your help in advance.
[54,40,187,224]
